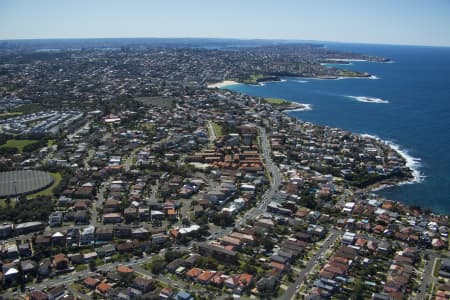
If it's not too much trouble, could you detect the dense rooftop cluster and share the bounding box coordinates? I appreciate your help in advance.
[0,44,382,107]
[0,42,445,300]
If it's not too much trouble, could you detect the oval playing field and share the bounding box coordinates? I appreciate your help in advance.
[0,170,54,197]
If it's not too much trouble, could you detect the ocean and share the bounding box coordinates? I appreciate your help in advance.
[226,43,450,214]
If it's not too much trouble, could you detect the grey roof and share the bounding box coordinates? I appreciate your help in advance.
[0,170,54,197]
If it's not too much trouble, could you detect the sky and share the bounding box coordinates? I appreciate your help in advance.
[1,0,450,46]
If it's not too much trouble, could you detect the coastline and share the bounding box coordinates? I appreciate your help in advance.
[297,75,375,81]
[282,103,312,112]
[263,96,420,191]
[257,79,287,86]
[209,74,378,90]
[326,58,369,62]
[216,81,420,196]
[263,97,312,112]
[359,134,424,192]
[207,80,240,88]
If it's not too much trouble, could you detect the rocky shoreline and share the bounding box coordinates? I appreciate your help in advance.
[259,96,417,194]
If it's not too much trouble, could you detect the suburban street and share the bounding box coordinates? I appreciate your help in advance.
[278,230,341,300]
[207,120,217,142]
[415,252,439,300]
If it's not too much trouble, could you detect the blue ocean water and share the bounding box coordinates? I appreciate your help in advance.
[227,43,450,214]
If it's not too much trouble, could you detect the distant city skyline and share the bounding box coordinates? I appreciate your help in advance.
[1,0,450,47]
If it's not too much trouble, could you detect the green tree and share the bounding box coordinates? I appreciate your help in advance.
[89,260,96,271]
[351,279,365,300]
[150,257,166,274]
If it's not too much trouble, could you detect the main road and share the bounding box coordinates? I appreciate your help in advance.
[258,126,282,209]
[207,120,217,142]
[236,126,282,229]
[415,252,438,300]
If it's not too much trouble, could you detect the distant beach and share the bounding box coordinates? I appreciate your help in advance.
[207,80,240,88]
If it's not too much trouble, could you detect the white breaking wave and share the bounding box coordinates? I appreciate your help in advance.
[295,80,309,83]
[320,62,353,66]
[386,141,425,184]
[258,79,286,86]
[347,95,389,104]
[326,58,368,62]
[284,103,312,112]
[369,75,379,79]
[360,134,425,185]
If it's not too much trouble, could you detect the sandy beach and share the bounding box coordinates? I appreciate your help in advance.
[207,80,239,88]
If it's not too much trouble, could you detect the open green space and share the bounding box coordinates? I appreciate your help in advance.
[338,70,367,77]
[75,264,88,272]
[135,96,175,108]
[242,74,272,84]
[28,172,62,198]
[434,258,441,277]
[264,97,290,106]
[12,103,43,114]
[0,139,38,152]
[0,111,23,120]
[141,123,156,135]
[0,199,8,208]
[211,122,223,137]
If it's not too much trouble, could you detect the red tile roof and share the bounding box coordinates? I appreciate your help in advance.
[96,282,112,293]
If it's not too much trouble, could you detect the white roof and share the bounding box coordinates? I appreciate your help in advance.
[52,232,64,237]
[179,224,200,234]
[344,202,355,208]
[368,199,381,206]
[375,208,387,215]
[241,184,255,190]
[5,268,19,276]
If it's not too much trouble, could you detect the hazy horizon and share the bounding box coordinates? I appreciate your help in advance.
[1,0,450,47]
[1,36,450,49]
